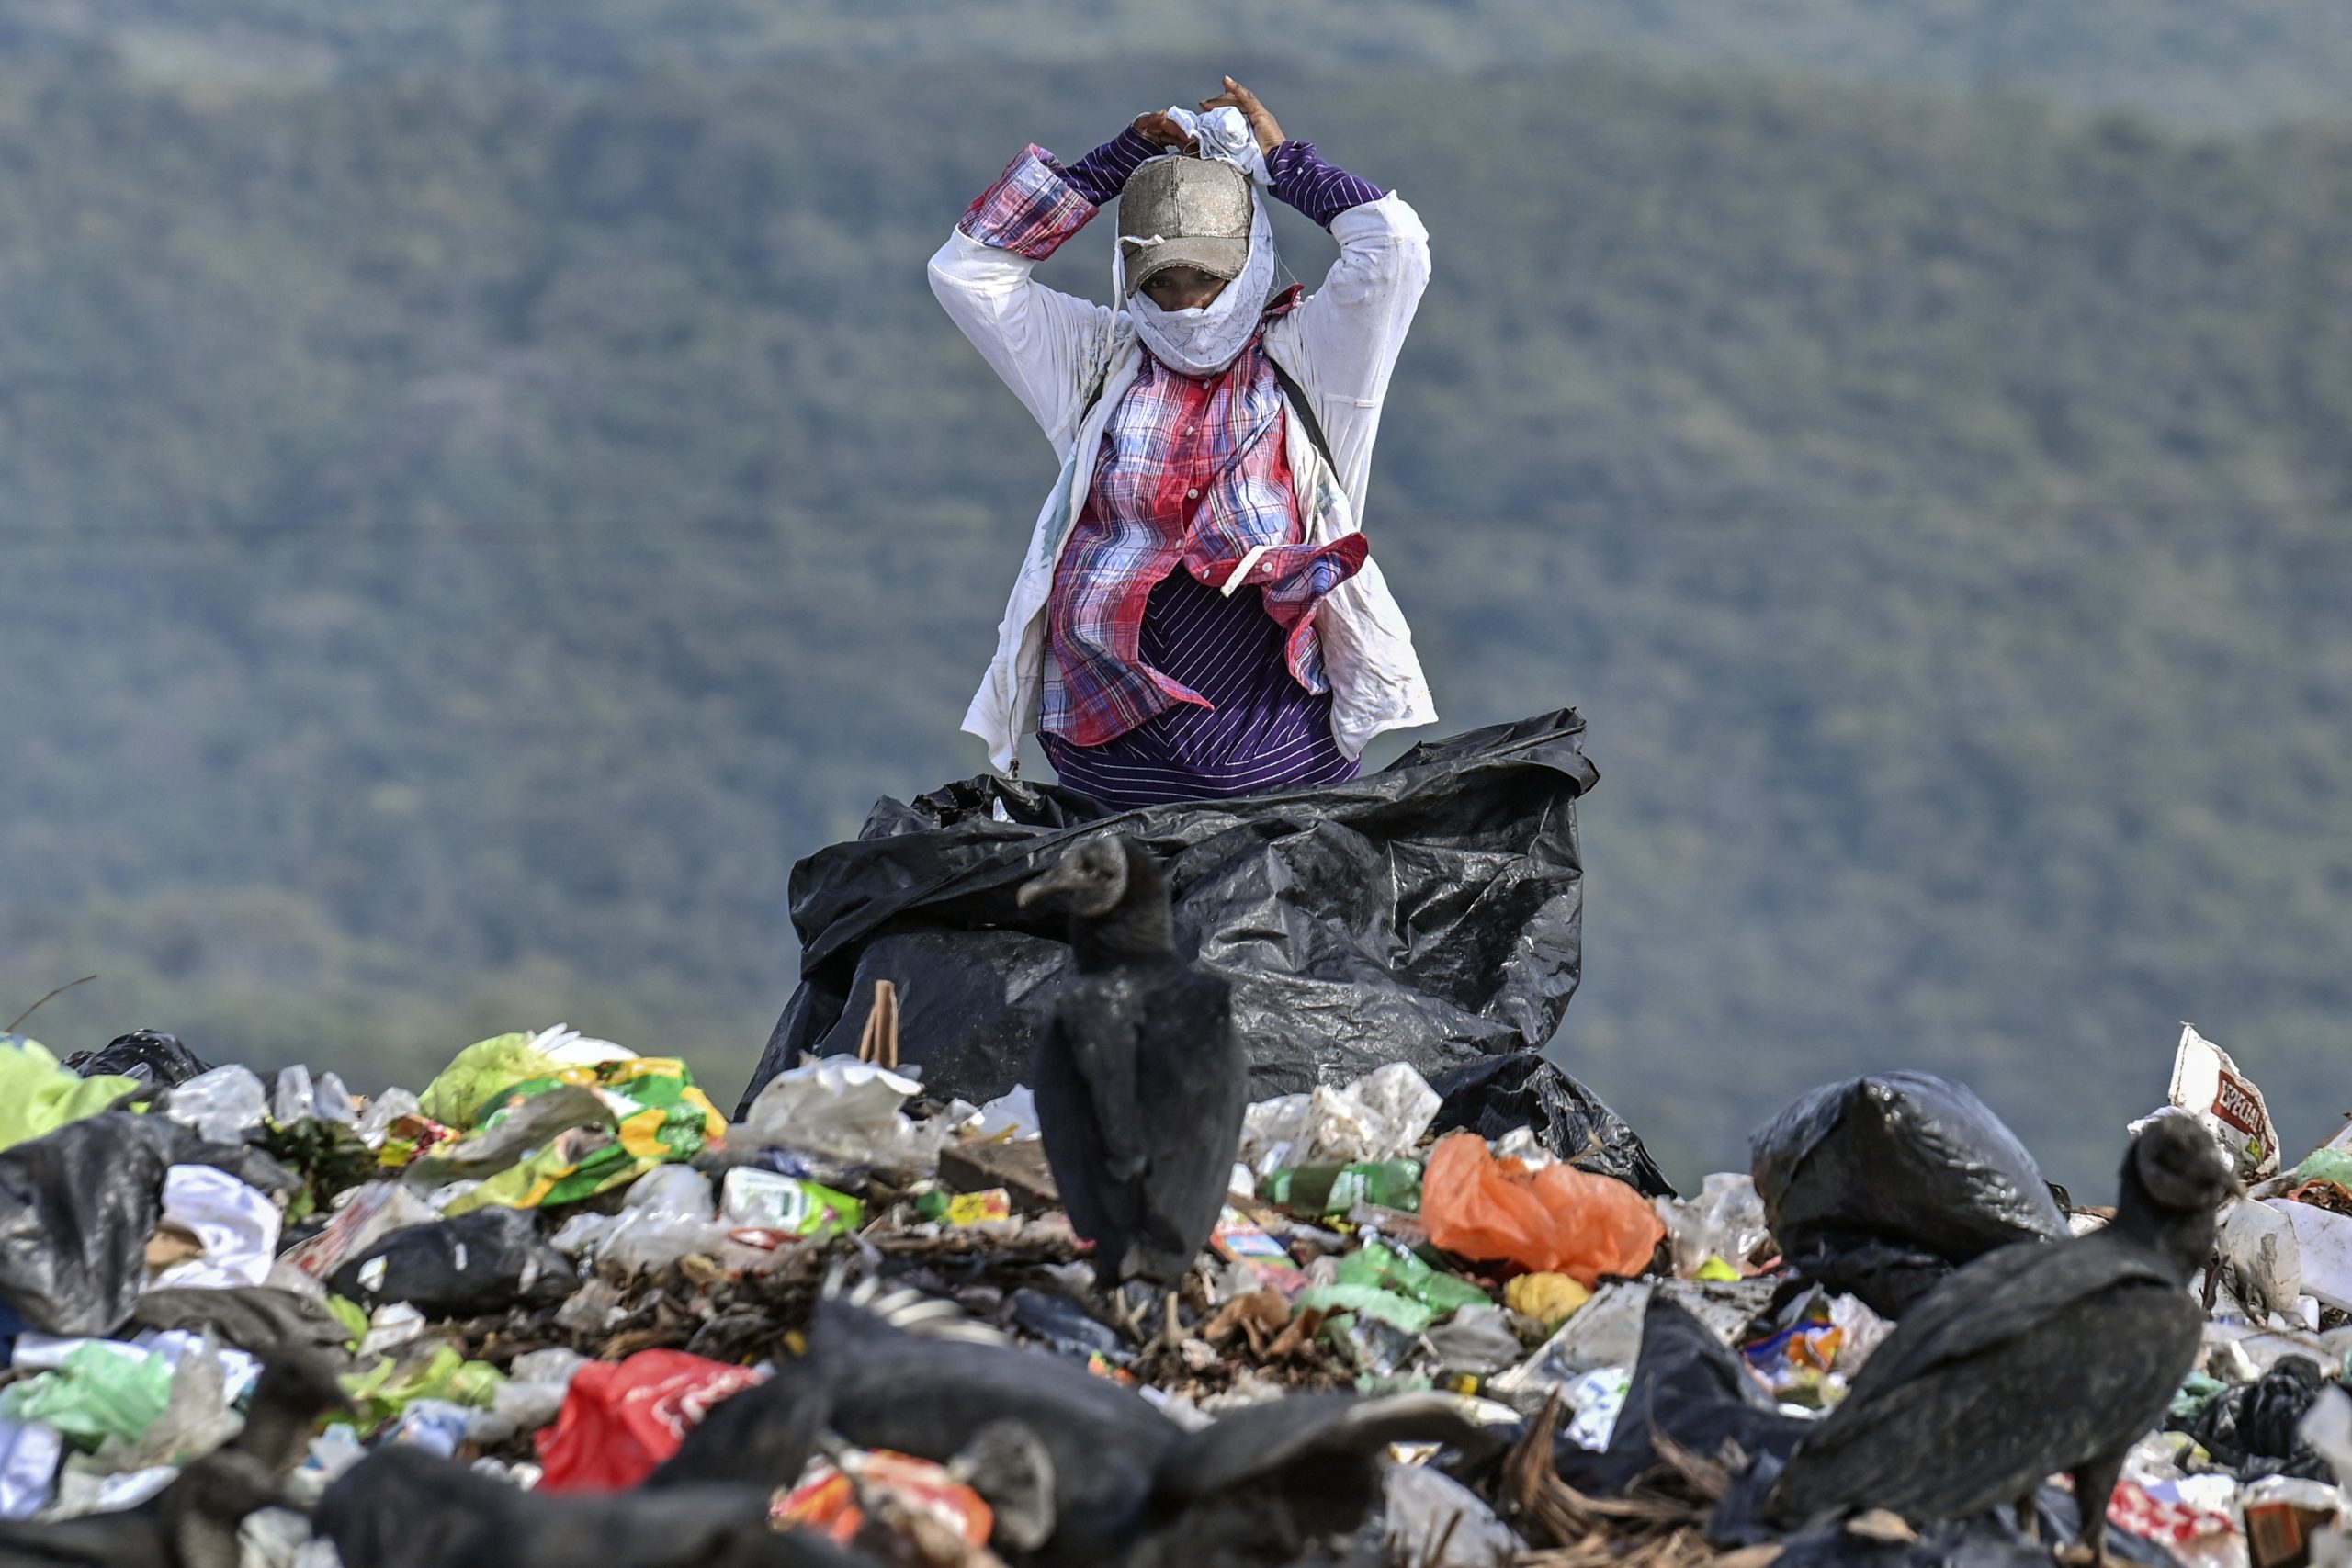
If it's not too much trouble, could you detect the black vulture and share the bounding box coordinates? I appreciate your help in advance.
[646,1274,1492,1568]
[1766,1113,2236,1563]
[0,1348,349,1568]
[315,1445,867,1568]
[1017,834,1245,1345]
[647,1274,1163,1554]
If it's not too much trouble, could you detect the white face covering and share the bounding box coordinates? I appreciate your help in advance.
[1114,106,1280,378]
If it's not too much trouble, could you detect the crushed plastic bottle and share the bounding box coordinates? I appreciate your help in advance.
[1657,1172,1770,1279]
[1261,1160,1421,1216]
[1334,1237,1489,1314]
[160,1065,271,1145]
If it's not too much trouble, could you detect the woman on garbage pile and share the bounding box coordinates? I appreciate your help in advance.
[931,77,1435,809]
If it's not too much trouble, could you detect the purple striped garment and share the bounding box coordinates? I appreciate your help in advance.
[1043,568,1361,808]
[1059,127,1386,233]
[1038,322,1369,750]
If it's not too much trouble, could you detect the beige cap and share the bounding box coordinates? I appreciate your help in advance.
[1117,155,1252,293]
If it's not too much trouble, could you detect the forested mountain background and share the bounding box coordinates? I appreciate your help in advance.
[5,2,2350,1190]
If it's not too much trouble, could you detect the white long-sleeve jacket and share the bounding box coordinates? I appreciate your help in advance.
[928,187,1438,772]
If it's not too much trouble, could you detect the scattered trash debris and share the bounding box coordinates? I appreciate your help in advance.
[0,1007,2342,1567]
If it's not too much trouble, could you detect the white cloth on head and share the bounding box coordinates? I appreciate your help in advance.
[1117,105,1278,378]
[1156,105,1271,187]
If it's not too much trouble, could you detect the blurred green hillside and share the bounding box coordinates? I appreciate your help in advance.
[4,16,2349,1188]
[16,0,2352,127]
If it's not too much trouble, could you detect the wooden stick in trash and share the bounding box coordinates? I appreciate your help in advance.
[6,974,97,1034]
[857,979,900,1071]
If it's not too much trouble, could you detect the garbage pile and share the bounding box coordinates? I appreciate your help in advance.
[1,1016,2349,1568]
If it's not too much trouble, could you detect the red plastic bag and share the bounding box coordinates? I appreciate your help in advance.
[535,1349,765,1491]
[1421,1131,1665,1285]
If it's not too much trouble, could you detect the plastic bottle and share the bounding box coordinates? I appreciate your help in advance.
[1261,1160,1421,1215]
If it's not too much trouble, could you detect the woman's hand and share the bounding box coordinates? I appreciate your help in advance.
[1199,76,1285,154]
[1132,110,1197,152]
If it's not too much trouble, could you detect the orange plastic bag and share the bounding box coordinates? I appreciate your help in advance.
[1421,1132,1666,1285]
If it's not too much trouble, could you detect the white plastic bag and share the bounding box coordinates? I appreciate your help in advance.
[971,1085,1040,1141]
[2220,1201,2305,1319]
[526,1023,636,1066]
[151,1165,281,1292]
[739,1055,944,1171]
[2302,1387,2352,1487]
[624,1165,715,1221]
[2267,1200,2352,1313]
[0,1419,62,1520]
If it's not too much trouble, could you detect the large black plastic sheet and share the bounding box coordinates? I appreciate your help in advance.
[0,1112,273,1336]
[1749,1073,2067,1318]
[741,710,1598,1113]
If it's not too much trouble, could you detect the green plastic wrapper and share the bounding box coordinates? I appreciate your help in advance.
[419,1034,565,1128]
[2293,1148,2352,1194]
[1336,1240,1490,1314]
[340,1345,505,1433]
[2170,1372,2229,1422]
[437,1055,728,1213]
[1295,1283,1437,1336]
[324,1295,370,1349]
[0,1344,175,1446]
[0,1039,142,1153]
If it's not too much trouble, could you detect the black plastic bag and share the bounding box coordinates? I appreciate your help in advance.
[1555,1295,1811,1499]
[2177,1355,2341,1481]
[1429,1054,1675,1199]
[0,1111,272,1335]
[741,710,1598,1112]
[328,1208,579,1319]
[62,1029,211,1088]
[1749,1074,2065,1318]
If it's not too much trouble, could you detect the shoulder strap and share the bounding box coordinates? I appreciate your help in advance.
[1069,315,1118,438]
[1265,355,1338,477]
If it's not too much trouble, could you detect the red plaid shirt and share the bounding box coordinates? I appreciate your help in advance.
[961,147,1369,748]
